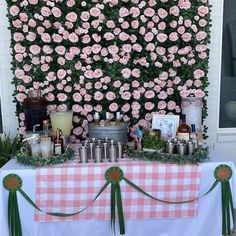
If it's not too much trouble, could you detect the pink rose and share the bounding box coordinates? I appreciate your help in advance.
[199,19,207,27]
[133,43,142,52]
[29,45,40,55]
[57,93,67,102]
[144,8,155,17]
[156,33,168,43]
[193,69,205,79]
[104,32,115,41]
[119,32,129,41]
[158,22,166,31]
[72,104,82,113]
[158,8,168,19]
[133,90,141,99]
[119,7,129,17]
[184,19,192,27]
[51,7,61,17]
[121,91,131,100]
[93,69,103,78]
[178,26,186,34]
[41,6,51,17]
[106,20,115,28]
[196,31,207,41]
[156,47,166,56]
[194,79,202,87]
[92,44,102,54]
[43,45,53,54]
[80,11,90,21]
[170,6,180,16]
[182,33,192,42]
[55,46,66,55]
[144,32,154,42]
[130,7,140,17]
[41,33,51,43]
[121,68,131,78]
[73,127,83,135]
[159,71,168,80]
[106,91,116,101]
[9,5,20,16]
[94,105,103,112]
[121,103,130,112]
[194,89,205,98]
[113,80,121,88]
[57,104,68,112]
[94,91,104,101]
[131,20,139,29]
[68,33,79,43]
[12,20,22,28]
[145,102,154,110]
[121,21,129,29]
[158,91,168,100]
[144,90,155,99]
[131,101,141,110]
[57,69,66,80]
[178,0,191,10]
[180,89,190,98]
[52,34,63,43]
[73,93,82,102]
[90,7,101,17]
[169,32,178,41]
[16,93,27,102]
[198,6,209,16]
[66,12,77,22]
[56,83,64,90]
[16,85,26,92]
[131,68,140,78]
[158,101,166,110]
[109,103,118,112]
[29,0,38,5]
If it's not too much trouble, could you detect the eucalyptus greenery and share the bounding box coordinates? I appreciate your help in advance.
[0,133,22,167]
[128,147,209,165]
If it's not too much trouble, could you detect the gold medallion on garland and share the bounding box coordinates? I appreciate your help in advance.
[3,164,235,236]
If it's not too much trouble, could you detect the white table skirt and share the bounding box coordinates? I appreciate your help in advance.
[0,150,236,236]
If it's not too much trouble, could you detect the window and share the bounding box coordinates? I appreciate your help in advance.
[219,0,236,128]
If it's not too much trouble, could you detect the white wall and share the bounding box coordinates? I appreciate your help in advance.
[0,0,18,136]
[0,0,235,156]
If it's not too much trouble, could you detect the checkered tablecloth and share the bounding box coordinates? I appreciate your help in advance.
[35,161,200,222]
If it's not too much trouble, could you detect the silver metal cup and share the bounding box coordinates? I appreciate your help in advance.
[88,142,94,162]
[177,143,185,155]
[94,145,102,163]
[109,144,117,162]
[103,142,108,161]
[79,146,88,163]
[117,142,123,159]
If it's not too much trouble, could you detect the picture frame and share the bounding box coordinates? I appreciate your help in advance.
[152,114,180,140]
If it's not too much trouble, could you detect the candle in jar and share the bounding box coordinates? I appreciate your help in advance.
[116,112,121,119]
[106,112,110,120]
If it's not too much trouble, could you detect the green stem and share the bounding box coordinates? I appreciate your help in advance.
[116,184,125,235]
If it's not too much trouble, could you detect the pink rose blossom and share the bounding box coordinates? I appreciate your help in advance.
[198,6,209,16]
[12,20,22,28]
[194,79,203,87]
[17,85,26,92]
[180,89,190,98]
[104,32,115,41]
[133,43,142,52]
[158,8,168,19]
[169,32,178,41]
[156,33,168,43]
[121,68,131,78]
[133,90,141,99]
[145,102,154,110]
[55,46,66,55]
[159,71,169,80]
[184,19,192,27]
[9,5,20,16]
[109,103,118,112]
[106,91,116,101]
[113,80,121,88]
[131,68,140,78]
[41,6,51,17]
[119,7,129,17]
[130,7,140,17]
[94,91,104,101]
[158,101,167,110]
[57,104,68,112]
[80,11,90,21]
[56,83,64,90]
[106,20,115,28]
[158,91,168,100]
[94,105,103,112]
[182,33,192,42]
[93,69,103,78]
[170,6,180,16]
[68,33,79,43]
[196,31,207,41]
[131,20,139,29]
[57,69,66,80]
[121,103,130,113]
[178,26,185,34]
[119,32,129,41]
[90,7,101,17]
[178,0,191,10]
[66,12,77,22]
[145,90,155,99]
[193,69,205,79]
[121,91,132,100]
[123,115,130,122]
[144,8,155,17]
[194,89,205,98]
[144,32,154,42]
[199,19,207,27]
[29,45,40,55]
[73,93,82,102]
[51,7,61,17]
[73,127,83,135]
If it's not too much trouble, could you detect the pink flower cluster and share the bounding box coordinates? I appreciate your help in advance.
[9,0,210,137]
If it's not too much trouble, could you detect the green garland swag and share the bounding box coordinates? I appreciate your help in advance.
[128,147,209,164]
[15,146,74,167]
[3,165,234,236]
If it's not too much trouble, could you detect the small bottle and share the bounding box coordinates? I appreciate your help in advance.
[115,112,121,127]
[104,112,112,127]
[42,120,49,137]
[94,112,100,127]
[54,128,64,155]
[190,124,198,148]
[177,114,191,142]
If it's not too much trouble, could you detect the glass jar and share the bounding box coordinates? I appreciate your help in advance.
[23,90,48,131]
[181,96,203,132]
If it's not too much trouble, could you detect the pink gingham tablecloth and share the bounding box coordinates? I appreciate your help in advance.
[35,161,201,222]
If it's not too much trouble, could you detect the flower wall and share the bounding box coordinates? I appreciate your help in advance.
[6,0,211,139]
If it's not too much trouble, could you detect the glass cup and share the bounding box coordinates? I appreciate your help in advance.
[40,137,52,158]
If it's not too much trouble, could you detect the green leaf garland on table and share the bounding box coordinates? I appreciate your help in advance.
[2,165,235,236]
[15,146,74,167]
[128,147,209,164]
